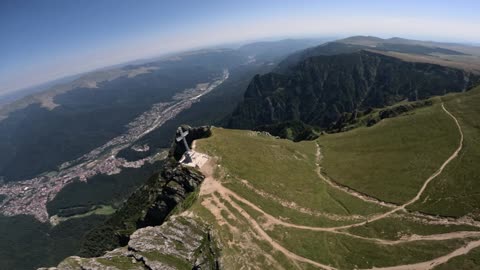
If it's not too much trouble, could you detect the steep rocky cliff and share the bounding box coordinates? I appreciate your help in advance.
[77,126,211,258]
[40,126,219,269]
[42,216,220,270]
[228,50,480,131]
[39,126,220,269]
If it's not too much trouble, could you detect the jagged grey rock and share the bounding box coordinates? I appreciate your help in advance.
[41,216,220,270]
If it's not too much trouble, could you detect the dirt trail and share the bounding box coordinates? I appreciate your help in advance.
[402,104,463,209]
[316,144,480,228]
[197,156,480,269]
[199,159,337,270]
[367,238,480,270]
[313,103,469,230]
[346,103,465,228]
[238,177,365,222]
[317,104,461,210]
[225,191,337,270]
[226,103,467,232]
[192,104,480,269]
[203,172,480,243]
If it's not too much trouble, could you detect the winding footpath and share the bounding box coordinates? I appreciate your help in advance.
[314,103,478,229]
[314,104,467,220]
[194,103,480,270]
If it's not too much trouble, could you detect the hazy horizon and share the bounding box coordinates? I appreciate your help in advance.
[1,34,474,97]
[2,0,480,95]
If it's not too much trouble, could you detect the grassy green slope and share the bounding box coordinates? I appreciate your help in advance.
[230,193,478,269]
[197,128,387,223]
[191,91,480,269]
[345,215,480,240]
[318,101,459,204]
[268,225,469,269]
[410,86,480,218]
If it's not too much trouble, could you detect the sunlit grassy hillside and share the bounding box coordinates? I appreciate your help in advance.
[192,90,480,269]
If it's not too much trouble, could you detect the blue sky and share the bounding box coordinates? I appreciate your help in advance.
[1,0,479,94]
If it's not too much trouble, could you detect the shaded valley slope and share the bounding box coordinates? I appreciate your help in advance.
[228,50,480,131]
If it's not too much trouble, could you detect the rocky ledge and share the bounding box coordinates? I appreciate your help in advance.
[41,216,220,270]
[39,126,217,269]
[71,126,212,258]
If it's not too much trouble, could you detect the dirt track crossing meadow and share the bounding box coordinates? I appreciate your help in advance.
[191,102,480,269]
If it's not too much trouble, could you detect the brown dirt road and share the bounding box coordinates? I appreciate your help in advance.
[192,103,480,269]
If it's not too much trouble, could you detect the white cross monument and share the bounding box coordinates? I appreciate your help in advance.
[176,126,192,163]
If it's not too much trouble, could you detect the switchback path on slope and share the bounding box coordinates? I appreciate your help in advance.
[197,157,480,269]
[236,177,366,222]
[198,159,337,270]
[333,103,466,229]
[237,103,469,231]
[193,103,480,269]
[202,167,480,242]
[313,103,480,228]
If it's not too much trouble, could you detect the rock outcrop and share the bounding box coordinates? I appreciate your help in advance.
[40,126,220,269]
[77,160,205,257]
[77,126,211,258]
[42,216,220,270]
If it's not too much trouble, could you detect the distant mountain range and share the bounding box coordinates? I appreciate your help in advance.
[0,38,329,270]
[0,38,328,121]
[0,39,322,183]
[2,35,480,270]
[227,36,480,136]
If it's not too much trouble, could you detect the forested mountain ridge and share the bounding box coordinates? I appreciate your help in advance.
[228,50,480,130]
